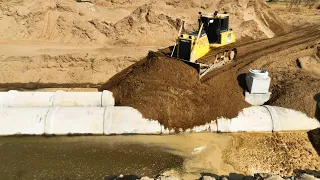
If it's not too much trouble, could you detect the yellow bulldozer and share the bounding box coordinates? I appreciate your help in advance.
[170,11,237,78]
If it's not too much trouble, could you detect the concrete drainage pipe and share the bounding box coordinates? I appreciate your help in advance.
[0,106,318,136]
[0,90,115,107]
[216,106,320,132]
[0,107,162,136]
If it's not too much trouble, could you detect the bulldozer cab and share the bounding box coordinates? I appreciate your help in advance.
[176,30,207,61]
[200,13,230,44]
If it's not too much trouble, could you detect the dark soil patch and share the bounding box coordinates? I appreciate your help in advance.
[307,128,320,156]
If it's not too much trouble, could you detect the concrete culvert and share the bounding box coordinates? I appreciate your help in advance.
[216,106,320,132]
[0,106,162,136]
[0,106,319,136]
[0,90,115,107]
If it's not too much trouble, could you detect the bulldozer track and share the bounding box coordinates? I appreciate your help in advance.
[200,24,320,82]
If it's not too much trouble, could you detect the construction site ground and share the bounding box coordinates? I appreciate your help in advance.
[0,0,319,179]
[0,131,319,179]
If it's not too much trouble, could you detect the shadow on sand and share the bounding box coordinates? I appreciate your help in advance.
[237,73,248,96]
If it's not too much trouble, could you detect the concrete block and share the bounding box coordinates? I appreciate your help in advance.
[45,107,105,135]
[246,69,271,94]
[245,91,271,105]
[0,107,49,135]
[104,107,162,134]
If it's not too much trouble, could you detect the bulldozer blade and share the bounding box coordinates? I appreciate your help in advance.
[178,59,202,74]
[199,65,216,79]
[167,56,211,78]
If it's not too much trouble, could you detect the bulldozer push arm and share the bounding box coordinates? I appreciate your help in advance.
[170,21,184,57]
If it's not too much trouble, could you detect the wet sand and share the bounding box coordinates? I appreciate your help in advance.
[0,136,185,180]
[0,134,232,180]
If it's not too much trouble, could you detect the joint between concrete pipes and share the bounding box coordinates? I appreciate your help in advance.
[52,90,62,106]
[44,107,60,134]
[0,106,162,136]
[103,106,114,135]
[263,105,275,132]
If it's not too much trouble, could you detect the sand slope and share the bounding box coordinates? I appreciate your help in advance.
[0,0,289,46]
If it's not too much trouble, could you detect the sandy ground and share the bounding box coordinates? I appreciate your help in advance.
[0,41,160,84]
[0,0,319,179]
[224,132,320,177]
[0,0,318,87]
[0,0,292,86]
[268,2,320,26]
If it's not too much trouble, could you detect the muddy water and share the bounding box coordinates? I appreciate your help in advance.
[0,133,234,180]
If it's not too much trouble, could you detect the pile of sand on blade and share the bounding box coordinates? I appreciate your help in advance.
[101,52,249,129]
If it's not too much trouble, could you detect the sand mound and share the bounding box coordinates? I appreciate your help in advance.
[215,0,289,39]
[101,52,249,129]
[0,0,289,45]
[107,5,185,46]
[0,0,106,44]
[270,75,320,120]
[268,47,320,120]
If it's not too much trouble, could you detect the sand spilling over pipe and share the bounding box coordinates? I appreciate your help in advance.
[101,53,250,129]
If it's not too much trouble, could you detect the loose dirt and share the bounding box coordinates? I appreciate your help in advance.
[101,52,250,130]
[224,132,320,177]
[0,42,160,85]
[297,55,320,76]
[102,25,320,129]
[237,37,320,120]
[0,0,289,45]
[0,0,291,87]
[269,2,320,27]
